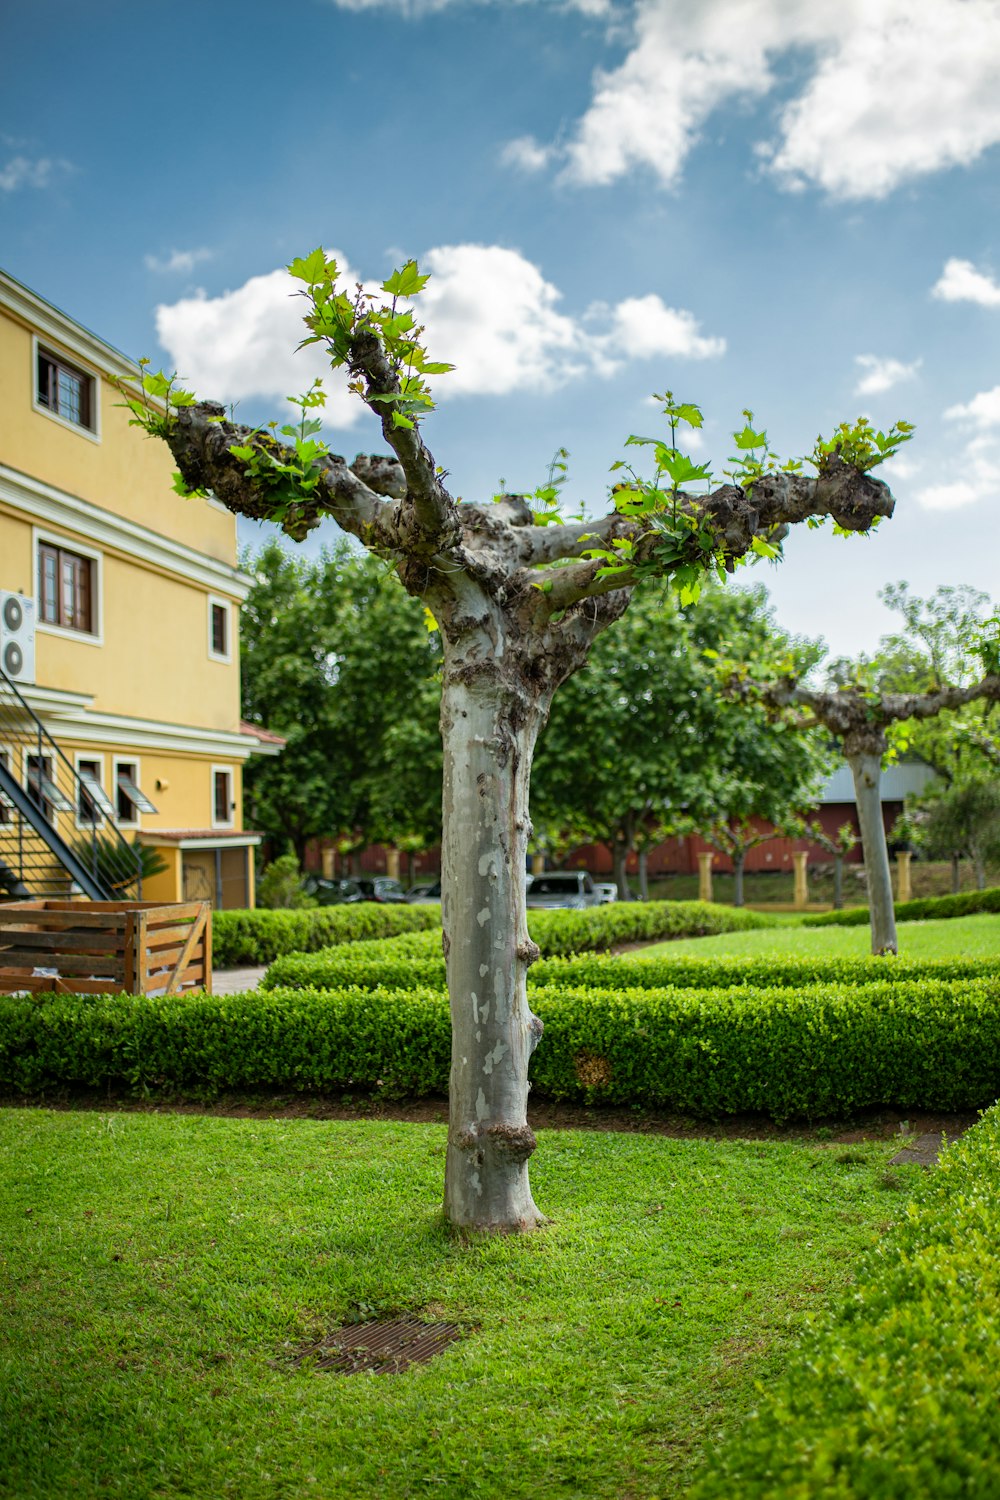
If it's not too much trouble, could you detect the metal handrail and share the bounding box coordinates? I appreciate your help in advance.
[0,667,143,899]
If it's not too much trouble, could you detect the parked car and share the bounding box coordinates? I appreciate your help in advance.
[525,871,601,910]
[594,882,618,904]
[406,880,441,903]
[305,875,408,905]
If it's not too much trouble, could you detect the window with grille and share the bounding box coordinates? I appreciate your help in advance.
[37,348,96,432]
[38,542,95,634]
[213,768,234,827]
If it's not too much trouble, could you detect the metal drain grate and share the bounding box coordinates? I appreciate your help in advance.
[289,1317,467,1375]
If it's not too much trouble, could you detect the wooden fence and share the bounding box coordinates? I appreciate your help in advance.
[0,900,212,995]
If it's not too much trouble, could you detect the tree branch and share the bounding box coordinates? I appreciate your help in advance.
[168,402,399,544]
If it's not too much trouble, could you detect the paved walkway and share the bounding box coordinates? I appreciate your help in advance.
[213,966,267,995]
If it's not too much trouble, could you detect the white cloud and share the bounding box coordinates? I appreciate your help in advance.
[554,0,1000,200]
[500,135,554,173]
[155,244,724,427]
[944,385,1000,427]
[0,154,71,191]
[145,247,213,275]
[916,384,1000,509]
[932,257,1000,308]
[853,354,921,397]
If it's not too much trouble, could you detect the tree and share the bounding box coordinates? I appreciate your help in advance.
[127,251,903,1231]
[800,819,857,910]
[531,581,826,902]
[241,540,441,863]
[913,778,1000,892]
[733,671,1000,954]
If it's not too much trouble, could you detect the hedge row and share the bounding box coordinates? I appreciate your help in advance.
[5,978,1000,1118]
[212,904,441,966]
[691,1103,1000,1497]
[802,884,1000,928]
[214,898,772,968]
[526,899,772,956]
[262,936,1000,995]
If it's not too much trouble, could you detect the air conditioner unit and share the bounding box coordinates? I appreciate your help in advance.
[0,592,36,684]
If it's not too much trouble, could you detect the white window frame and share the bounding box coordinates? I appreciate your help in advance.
[211,764,235,829]
[33,525,104,647]
[207,594,232,663]
[113,755,144,831]
[74,751,110,831]
[32,335,101,444]
[22,746,66,827]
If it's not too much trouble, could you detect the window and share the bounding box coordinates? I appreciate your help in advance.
[0,748,12,826]
[208,597,231,662]
[114,760,157,827]
[212,767,234,828]
[37,347,96,432]
[76,758,114,827]
[39,542,94,634]
[25,753,73,824]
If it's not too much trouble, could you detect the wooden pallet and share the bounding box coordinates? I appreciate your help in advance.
[0,899,212,996]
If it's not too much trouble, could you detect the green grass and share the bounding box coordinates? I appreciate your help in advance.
[641,912,1000,961]
[0,1109,912,1500]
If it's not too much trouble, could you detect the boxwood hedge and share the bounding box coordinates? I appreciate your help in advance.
[802,884,1000,928]
[690,1103,1000,1498]
[4,977,999,1118]
[262,938,1000,995]
[212,904,441,966]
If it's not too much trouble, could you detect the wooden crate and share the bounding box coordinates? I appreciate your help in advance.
[0,900,212,996]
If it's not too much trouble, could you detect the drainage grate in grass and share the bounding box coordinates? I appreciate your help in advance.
[287,1316,468,1374]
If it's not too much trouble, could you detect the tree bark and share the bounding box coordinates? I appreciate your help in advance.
[439,661,546,1232]
[732,849,746,908]
[612,814,635,900]
[951,853,961,895]
[833,853,844,911]
[847,748,897,955]
[638,847,649,902]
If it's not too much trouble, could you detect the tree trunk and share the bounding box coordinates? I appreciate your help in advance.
[847,748,897,955]
[732,849,746,908]
[638,847,649,902]
[951,853,961,895]
[439,665,546,1233]
[833,853,844,911]
[971,844,986,891]
[612,816,634,900]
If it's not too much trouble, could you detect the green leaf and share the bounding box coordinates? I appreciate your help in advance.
[287,248,331,284]
[732,424,767,451]
[381,260,431,298]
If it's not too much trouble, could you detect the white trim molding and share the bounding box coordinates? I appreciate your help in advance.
[2,269,139,386]
[32,524,105,647]
[137,831,261,851]
[33,703,263,762]
[0,466,254,602]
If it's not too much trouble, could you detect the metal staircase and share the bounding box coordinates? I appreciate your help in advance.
[0,668,142,902]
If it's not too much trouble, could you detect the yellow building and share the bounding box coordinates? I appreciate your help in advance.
[0,268,280,907]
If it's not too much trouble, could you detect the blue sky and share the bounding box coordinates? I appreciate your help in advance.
[3,0,1000,657]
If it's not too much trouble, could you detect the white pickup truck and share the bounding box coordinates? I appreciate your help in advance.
[525,871,602,910]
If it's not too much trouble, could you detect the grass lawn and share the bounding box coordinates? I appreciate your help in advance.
[0,1110,914,1500]
[640,912,1000,961]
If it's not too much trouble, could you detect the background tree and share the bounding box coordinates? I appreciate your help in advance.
[800,819,858,910]
[241,540,441,866]
[129,251,902,1232]
[912,778,1000,892]
[532,581,825,901]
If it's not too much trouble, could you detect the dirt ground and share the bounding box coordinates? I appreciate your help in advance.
[0,1087,977,1145]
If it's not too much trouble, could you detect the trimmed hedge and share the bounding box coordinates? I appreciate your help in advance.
[526,900,772,956]
[4,977,1000,1118]
[262,938,1000,995]
[215,898,771,969]
[802,884,1000,928]
[212,904,441,966]
[690,1103,1000,1498]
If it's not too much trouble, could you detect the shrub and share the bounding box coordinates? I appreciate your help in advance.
[262,939,1000,995]
[5,977,1000,1118]
[526,900,773,956]
[803,884,1000,928]
[690,1103,1000,1498]
[212,903,440,966]
[255,854,316,910]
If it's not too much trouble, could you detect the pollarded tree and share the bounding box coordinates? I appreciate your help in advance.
[127,251,903,1232]
[732,668,1000,953]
